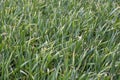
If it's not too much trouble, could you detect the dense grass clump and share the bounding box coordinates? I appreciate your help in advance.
[0,0,120,80]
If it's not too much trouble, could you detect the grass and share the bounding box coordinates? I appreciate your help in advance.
[0,0,120,80]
